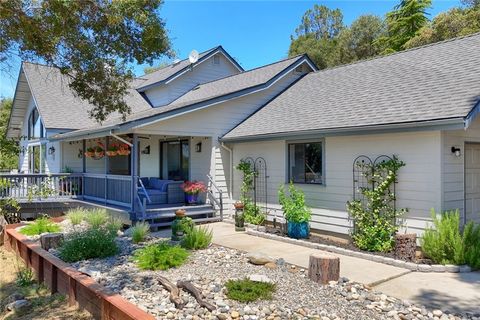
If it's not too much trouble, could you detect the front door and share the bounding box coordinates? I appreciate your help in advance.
[465,143,480,224]
[160,140,189,181]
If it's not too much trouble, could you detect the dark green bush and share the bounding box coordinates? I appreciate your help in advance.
[181,226,212,250]
[225,278,275,302]
[59,227,119,262]
[20,217,61,236]
[132,241,189,270]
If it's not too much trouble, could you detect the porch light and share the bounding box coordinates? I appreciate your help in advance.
[451,146,461,157]
[48,146,55,155]
[195,142,202,153]
[142,145,150,154]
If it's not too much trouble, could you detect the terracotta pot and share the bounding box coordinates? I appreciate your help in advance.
[175,209,186,217]
[234,202,245,210]
[84,151,95,158]
[106,151,117,157]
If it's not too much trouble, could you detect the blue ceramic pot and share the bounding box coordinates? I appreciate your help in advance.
[287,221,310,239]
[185,193,199,205]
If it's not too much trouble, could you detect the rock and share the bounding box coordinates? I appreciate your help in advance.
[265,262,277,269]
[166,312,175,319]
[246,252,275,265]
[433,310,443,317]
[459,265,471,273]
[276,258,285,266]
[7,299,30,311]
[248,274,274,284]
[231,311,240,318]
[217,314,227,320]
[40,233,64,251]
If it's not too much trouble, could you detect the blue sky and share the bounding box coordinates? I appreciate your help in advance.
[0,0,461,99]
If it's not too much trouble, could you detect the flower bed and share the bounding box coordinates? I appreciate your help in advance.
[247,228,474,274]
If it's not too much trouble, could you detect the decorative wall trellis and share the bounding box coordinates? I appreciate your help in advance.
[352,154,397,224]
[242,157,268,214]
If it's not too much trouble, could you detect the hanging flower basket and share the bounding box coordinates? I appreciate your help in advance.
[106,151,117,157]
[106,143,119,157]
[85,148,95,158]
[117,143,131,156]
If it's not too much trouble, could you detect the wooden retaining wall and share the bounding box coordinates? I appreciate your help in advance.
[4,224,155,320]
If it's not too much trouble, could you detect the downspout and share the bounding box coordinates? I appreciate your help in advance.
[220,142,233,200]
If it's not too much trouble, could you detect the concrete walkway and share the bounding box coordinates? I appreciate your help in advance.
[210,222,480,314]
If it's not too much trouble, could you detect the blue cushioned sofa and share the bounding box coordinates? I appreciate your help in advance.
[138,178,184,204]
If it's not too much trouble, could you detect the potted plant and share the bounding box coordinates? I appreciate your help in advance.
[106,143,118,157]
[181,181,207,205]
[84,147,95,158]
[278,182,312,239]
[233,201,245,231]
[117,143,131,156]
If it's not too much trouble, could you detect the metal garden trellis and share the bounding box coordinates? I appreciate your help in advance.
[242,157,268,215]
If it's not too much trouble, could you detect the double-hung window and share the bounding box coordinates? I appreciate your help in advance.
[288,141,323,184]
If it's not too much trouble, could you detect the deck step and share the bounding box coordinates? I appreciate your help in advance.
[148,217,222,228]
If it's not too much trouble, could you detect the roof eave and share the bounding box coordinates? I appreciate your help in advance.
[221,118,466,143]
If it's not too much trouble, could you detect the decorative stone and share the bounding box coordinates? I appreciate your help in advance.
[433,310,443,317]
[404,262,418,271]
[231,311,240,318]
[246,252,275,265]
[264,262,277,269]
[40,233,64,251]
[431,265,446,272]
[7,299,30,311]
[417,264,432,272]
[445,265,460,273]
[248,274,274,284]
[459,265,472,273]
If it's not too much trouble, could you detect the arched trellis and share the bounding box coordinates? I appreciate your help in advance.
[352,154,398,227]
[241,156,268,215]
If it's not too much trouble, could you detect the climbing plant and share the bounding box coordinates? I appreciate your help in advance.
[347,155,407,252]
[235,160,265,225]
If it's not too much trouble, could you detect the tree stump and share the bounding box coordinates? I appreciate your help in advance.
[40,233,64,251]
[308,253,340,284]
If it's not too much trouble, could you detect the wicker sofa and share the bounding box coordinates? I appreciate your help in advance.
[138,178,184,205]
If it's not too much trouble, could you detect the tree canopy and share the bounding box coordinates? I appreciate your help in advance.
[0,0,172,123]
[289,0,479,69]
[0,98,18,170]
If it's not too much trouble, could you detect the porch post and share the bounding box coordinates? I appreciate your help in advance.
[82,139,86,198]
[104,137,109,205]
[130,134,138,216]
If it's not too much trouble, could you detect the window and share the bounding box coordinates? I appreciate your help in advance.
[27,108,44,140]
[28,144,45,173]
[288,142,323,184]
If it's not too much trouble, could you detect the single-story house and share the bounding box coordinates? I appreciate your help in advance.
[5,33,480,236]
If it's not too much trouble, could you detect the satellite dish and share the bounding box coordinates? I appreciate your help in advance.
[188,50,199,64]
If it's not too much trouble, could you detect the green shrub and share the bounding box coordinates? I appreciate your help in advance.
[225,278,275,302]
[59,227,119,262]
[20,217,61,236]
[131,222,150,243]
[179,217,195,233]
[83,208,108,228]
[181,226,212,250]
[106,217,123,233]
[66,208,86,225]
[463,221,480,269]
[16,267,35,287]
[421,209,465,265]
[243,201,266,225]
[347,156,407,252]
[278,182,311,223]
[132,241,189,270]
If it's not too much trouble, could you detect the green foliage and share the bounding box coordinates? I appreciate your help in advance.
[347,156,407,252]
[131,221,150,244]
[106,217,124,233]
[83,209,108,228]
[66,208,86,226]
[20,217,61,236]
[143,61,170,74]
[59,227,119,262]
[132,242,189,271]
[225,278,275,303]
[181,226,212,250]
[0,98,19,170]
[243,202,266,225]
[0,178,20,224]
[379,0,432,52]
[278,182,312,223]
[179,217,195,234]
[421,210,480,268]
[404,7,480,48]
[15,267,35,287]
[27,177,57,201]
[463,221,480,269]
[0,1,172,122]
[235,160,266,225]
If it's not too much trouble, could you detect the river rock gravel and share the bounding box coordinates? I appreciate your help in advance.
[62,235,476,320]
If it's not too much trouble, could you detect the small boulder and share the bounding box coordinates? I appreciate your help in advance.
[7,299,30,311]
[248,274,274,284]
[246,252,275,265]
[264,262,277,269]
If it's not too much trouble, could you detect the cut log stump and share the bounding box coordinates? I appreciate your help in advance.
[308,253,340,284]
[40,233,64,251]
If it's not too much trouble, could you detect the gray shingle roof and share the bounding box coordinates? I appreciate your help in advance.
[95,55,309,127]
[22,62,152,130]
[223,33,480,141]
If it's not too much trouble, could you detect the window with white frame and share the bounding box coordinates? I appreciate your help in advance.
[27,108,45,140]
[288,141,323,184]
